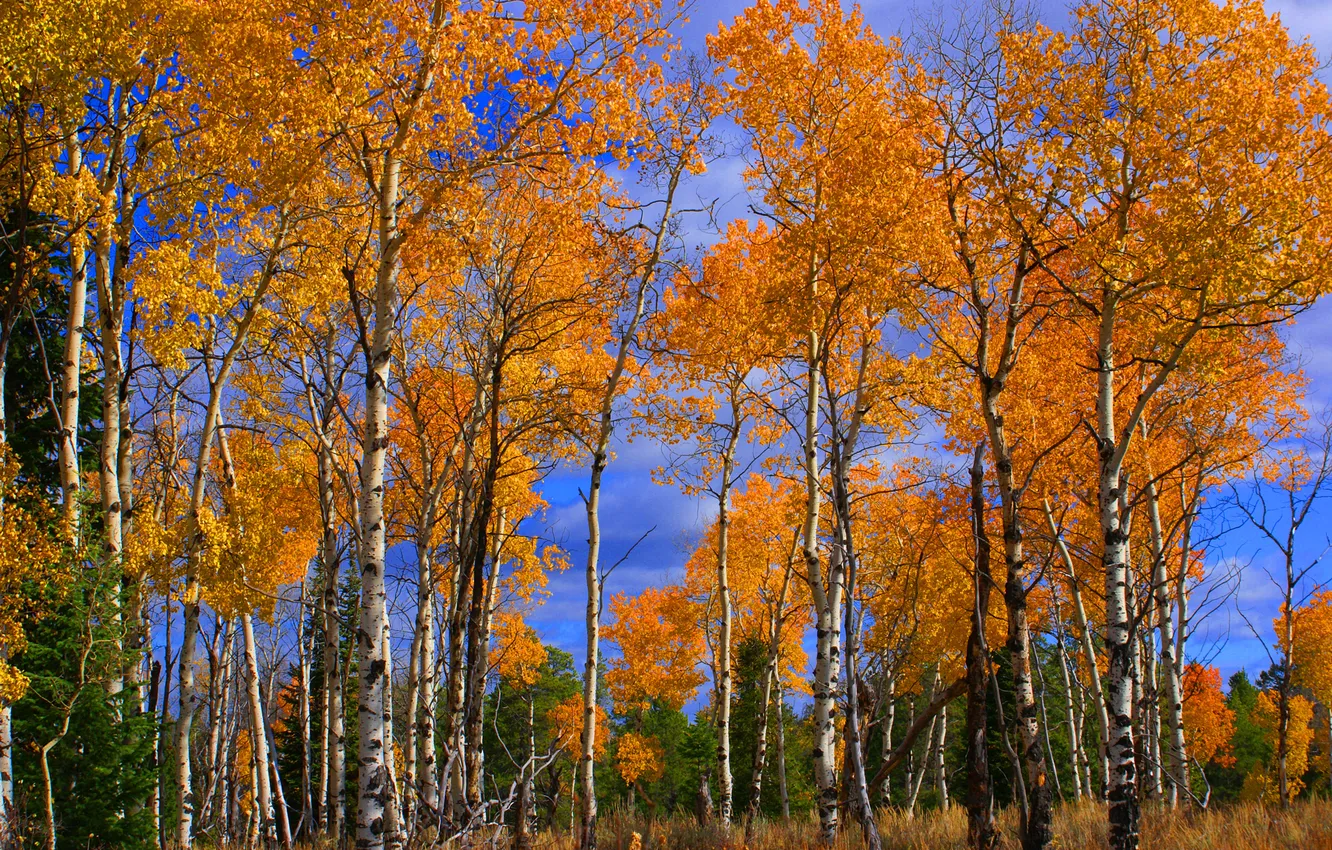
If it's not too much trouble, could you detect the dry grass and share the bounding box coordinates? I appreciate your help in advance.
[522,798,1332,850]
[248,800,1332,849]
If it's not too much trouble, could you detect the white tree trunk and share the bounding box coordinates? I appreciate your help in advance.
[1045,498,1110,798]
[715,424,738,824]
[934,702,949,810]
[802,340,842,844]
[57,131,88,537]
[1095,311,1139,850]
[356,157,400,849]
[1144,476,1185,807]
[0,683,11,832]
[242,615,276,844]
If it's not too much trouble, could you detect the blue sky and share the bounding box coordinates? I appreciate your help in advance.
[438,0,1332,700]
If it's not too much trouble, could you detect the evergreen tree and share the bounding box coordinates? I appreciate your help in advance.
[11,559,157,849]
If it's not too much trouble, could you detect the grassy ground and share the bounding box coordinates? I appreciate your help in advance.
[271,800,1332,849]
[525,798,1332,849]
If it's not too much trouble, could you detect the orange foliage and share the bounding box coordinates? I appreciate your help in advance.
[615,732,665,786]
[603,585,705,712]
[1181,664,1236,768]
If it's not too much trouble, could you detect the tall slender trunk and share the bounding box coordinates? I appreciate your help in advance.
[1045,499,1110,798]
[174,206,288,850]
[576,284,661,845]
[1095,304,1139,850]
[356,187,399,850]
[0,681,9,839]
[98,180,128,701]
[980,378,1051,850]
[715,417,739,824]
[57,132,88,537]
[934,701,949,809]
[463,511,504,815]
[243,615,276,845]
[404,508,438,828]
[744,535,796,829]
[800,332,842,843]
[1035,654,1062,802]
[775,678,790,821]
[416,547,439,817]
[579,447,605,849]
[353,7,447,841]
[442,454,473,824]
[966,446,996,850]
[297,583,314,838]
[1051,593,1085,801]
[827,344,878,849]
[576,150,681,849]
[318,441,345,837]
[1144,473,1184,806]
[1278,547,1295,806]
[201,619,234,831]
[265,699,294,849]
[880,676,896,806]
[1173,479,1194,796]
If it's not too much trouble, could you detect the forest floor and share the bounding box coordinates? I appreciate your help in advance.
[273,800,1332,850]
[524,798,1332,849]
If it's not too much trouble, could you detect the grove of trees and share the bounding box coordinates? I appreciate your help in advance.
[2,0,1332,849]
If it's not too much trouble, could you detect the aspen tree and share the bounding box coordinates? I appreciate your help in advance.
[711,3,928,838]
[1000,0,1332,841]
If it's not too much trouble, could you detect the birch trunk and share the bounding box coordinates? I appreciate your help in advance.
[980,373,1051,849]
[356,230,396,850]
[827,343,877,849]
[57,131,88,538]
[1095,307,1140,850]
[404,522,438,826]
[966,446,996,849]
[0,665,10,833]
[881,676,896,806]
[578,451,604,849]
[1051,595,1085,801]
[800,331,841,843]
[243,615,276,845]
[463,512,505,814]
[318,442,345,837]
[1172,482,1194,796]
[576,179,667,848]
[1045,498,1110,797]
[744,537,796,828]
[715,414,741,824]
[297,584,314,838]
[775,679,790,821]
[416,544,439,816]
[1144,475,1184,806]
[355,129,412,850]
[354,8,447,843]
[935,702,949,809]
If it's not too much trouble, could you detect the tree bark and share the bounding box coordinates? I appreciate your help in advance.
[979,361,1051,849]
[1045,498,1110,798]
[800,333,843,844]
[1144,474,1185,807]
[57,131,88,538]
[1095,305,1140,850]
[744,534,796,829]
[318,440,345,838]
[966,446,997,849]
[714,417,739,824]
[775,678,790,821]
[356,154,403,850]
[242,615,276,845]
[576,170,668,847]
